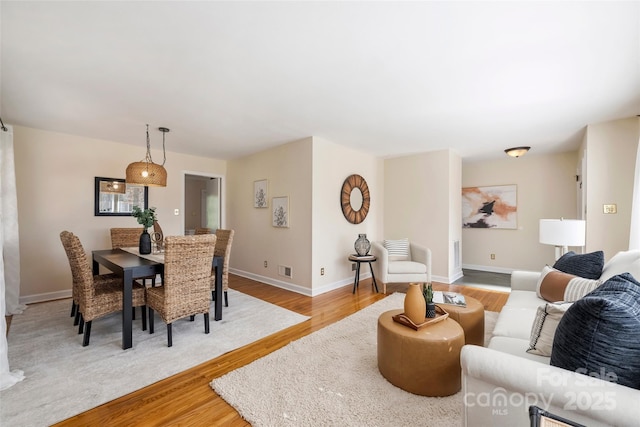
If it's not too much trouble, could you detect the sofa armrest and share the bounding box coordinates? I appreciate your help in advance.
[370,241,388,283]
[410,243,432,283]
[461,345,640,427]
[510,270,540,292]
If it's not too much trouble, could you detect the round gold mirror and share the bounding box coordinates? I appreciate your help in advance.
[341,174,370,224]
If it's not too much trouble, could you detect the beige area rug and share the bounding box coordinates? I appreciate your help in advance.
[211,293,499,426]
[1,289,309,427]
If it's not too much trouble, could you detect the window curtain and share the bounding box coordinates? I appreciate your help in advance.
[630,123,640,251]
[0,125,25,390]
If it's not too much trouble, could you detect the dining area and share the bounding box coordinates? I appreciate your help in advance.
[62,225,234,349]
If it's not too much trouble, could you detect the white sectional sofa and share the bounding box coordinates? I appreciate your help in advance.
[460,250,640,427]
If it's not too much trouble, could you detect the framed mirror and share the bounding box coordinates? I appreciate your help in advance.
[340,174,370,224]
[94,177,148,216]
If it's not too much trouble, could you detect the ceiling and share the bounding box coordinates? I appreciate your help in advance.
[2,1,639,162]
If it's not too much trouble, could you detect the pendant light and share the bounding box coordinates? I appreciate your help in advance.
[126,125,169,187]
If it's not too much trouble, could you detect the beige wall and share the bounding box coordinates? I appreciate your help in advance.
[227,136,384,296]
[383,149,462,283]
[462,151,579,272]
[13,126,226,303]
[226,138,314,293]
[583,117,640,260]
[311,137,383,293]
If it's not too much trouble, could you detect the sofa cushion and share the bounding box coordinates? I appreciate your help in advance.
[536,266,601,302]
[550,273,640,390]
[384,238,410,261]
[387,260,426,274]
[552,250,604,280]
[527,302,573,356]
[488,336,550,364]
[491,306,538,340]
[600,249,640,282]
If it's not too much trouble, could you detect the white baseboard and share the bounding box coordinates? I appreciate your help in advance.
[229,269,358,297]
[20,289,71,305]
[461,264,514,275]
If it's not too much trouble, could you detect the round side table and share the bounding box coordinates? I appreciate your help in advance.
[348,254,379,293]
[377,309,464,396]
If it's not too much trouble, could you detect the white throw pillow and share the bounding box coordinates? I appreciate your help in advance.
[383,238,410,261]
[527,301,573,356]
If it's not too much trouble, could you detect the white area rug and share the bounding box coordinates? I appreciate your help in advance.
[2,289,309,427]
[211,293,499,426]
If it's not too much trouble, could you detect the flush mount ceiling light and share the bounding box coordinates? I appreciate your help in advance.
[504,146,530,158]
[126,125,169,187]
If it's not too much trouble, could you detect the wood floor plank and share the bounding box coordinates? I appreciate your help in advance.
[52,275,508,426]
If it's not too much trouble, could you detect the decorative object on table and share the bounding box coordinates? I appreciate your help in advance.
[354,233,371,256]
[254,179,268,208]
[132,206,157,255]
[125,125,169,187]
[462,184,517,229]
[272,196,289,228]
[340,174,370,224]
[392,305,449,330]
[423,282,436,318]
[94,176,148,216]
[403,282,426,325]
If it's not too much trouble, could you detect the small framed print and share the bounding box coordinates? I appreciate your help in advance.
[272,196,289,228]
[254,179,268,208]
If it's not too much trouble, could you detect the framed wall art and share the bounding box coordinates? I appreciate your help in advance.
[462,184,517,229]
[254,179,268,208]
[272,196,289,228]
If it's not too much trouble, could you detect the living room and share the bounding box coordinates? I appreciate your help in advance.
[2,1,640,425]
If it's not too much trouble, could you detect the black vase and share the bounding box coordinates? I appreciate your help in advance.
[426,302,436,318]
[139,229,152,255]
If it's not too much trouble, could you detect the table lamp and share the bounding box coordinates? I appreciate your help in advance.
[539,218,586,260]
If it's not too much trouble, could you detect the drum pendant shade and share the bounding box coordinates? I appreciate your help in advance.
[126,125,169,187]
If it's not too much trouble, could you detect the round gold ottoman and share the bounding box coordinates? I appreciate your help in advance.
[442,295,485,346]
[377,309,464,397]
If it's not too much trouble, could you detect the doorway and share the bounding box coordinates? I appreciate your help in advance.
[184,173,222,234]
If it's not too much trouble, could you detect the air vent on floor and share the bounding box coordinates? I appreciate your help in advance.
[278,265,292,278]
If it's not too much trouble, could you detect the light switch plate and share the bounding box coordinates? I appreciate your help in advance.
[603,204,617,214]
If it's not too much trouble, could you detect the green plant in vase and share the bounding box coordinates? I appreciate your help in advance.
[423,282,436,318]
[132,206,157,254]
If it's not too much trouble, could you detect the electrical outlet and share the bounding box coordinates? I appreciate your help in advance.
[490,254,495,260]
[264,261,267,268]
[352,263,357,271]
[174,209,179,215]
[321,267,325,275]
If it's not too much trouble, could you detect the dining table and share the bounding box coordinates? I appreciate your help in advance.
[92,248,224,350]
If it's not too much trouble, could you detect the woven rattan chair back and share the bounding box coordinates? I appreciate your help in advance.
[194,227,212,235]
[212,229,234,293]
[60,231,100,304]
[146,234,216,346]
[110,227,144,249]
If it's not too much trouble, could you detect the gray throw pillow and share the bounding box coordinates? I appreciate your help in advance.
[552,250,604,280]
[550,273,640,390]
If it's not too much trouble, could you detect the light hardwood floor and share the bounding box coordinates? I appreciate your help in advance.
[52,275,509,427]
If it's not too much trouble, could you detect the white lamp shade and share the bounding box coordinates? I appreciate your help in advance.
[539,219,586,247]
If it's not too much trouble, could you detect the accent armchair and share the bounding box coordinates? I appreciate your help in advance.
[370,239,431,294]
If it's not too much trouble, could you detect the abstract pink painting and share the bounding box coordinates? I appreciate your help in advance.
[462,185,517,229]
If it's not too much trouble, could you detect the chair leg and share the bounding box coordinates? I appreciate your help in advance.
[167,323,172,347]
[211,290,215,301]
[141,306,147,331]
[224,291,228,307]
[204,313,210,334]
[132,306,136,320]
[70,301,76,318]
[82,320,92,346]
[148,308,154,334]
[78,315,84,334]
[74,309,81,326]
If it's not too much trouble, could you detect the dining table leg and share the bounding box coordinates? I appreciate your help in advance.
[122,270,133,350]
[214,257,223,321]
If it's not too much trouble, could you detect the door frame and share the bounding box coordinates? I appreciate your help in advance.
[181,170,225,234]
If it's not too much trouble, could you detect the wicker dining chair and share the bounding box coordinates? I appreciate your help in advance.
[211,229,235,307]
[60,230,147,346]
[146,234,217,347]
[194,227,212,235]
[110,227,159,287]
